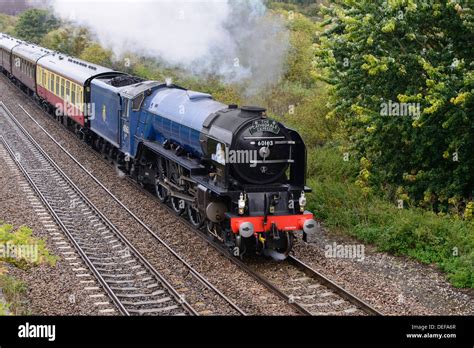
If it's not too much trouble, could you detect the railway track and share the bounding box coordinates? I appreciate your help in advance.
[0,75,382,316]
[286,256,381,315]
[0,102,245,316]
[172,227,383,316]
[247,255,382,315]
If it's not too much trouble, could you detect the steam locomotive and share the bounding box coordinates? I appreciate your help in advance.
[0,33,317,259]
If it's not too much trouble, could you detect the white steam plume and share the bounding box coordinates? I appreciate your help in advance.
[47,0,289,93]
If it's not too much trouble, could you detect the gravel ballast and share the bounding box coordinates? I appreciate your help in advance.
[293,228,473,315]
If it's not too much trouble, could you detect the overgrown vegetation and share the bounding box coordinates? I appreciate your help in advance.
[5,1,473,287]
[0,274,28,315]
[0,224,58,315]
[307,145,473,287]
[0,13,17,34]
[0,224,58,268]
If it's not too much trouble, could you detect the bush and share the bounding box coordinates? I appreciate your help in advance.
[316,0,474,213]
[0,224,58,269]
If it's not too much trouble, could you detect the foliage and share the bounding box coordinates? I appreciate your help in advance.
[14,9,59,44]
[0,13,17,34]
[41,26,92,57]
[79,43,113,67]
[258,8,335,146]
[269,0,328,18]
[273,81,337,145]
[0,274,28,315]
[307,145,474,288]
[0,301,10,316]
[0,224,58,269]
[316,0,474,214]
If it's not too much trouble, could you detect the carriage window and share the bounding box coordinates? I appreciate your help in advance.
[123,99,130,118]
[43,71,46,87]
[61,78,65,98]
[66,81,70,101]
[71,84,76,105]
[55,75,59,95]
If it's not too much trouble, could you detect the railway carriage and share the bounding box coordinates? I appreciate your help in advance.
[0,34,23,75]
[0,32,318,260]
[36,54,119,128]
[11,43,50,93]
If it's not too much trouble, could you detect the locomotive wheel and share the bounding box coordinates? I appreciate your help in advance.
[170,196,185,215]
[274,232,294,259]
[155,158,168,202]
[187,204,204,228]
[155,179,169,203]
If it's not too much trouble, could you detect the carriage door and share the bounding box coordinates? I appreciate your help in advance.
[120,97,131,154]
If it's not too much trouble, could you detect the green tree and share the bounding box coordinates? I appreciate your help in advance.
[317,0,474,214]
[79,43,113,67]
[14,9,59,44]
[41,26,92,57]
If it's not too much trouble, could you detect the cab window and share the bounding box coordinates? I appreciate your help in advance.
[132,93,144,111]
[123,99,130,118]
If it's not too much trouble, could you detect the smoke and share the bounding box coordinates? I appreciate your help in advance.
[45,0,289,94]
